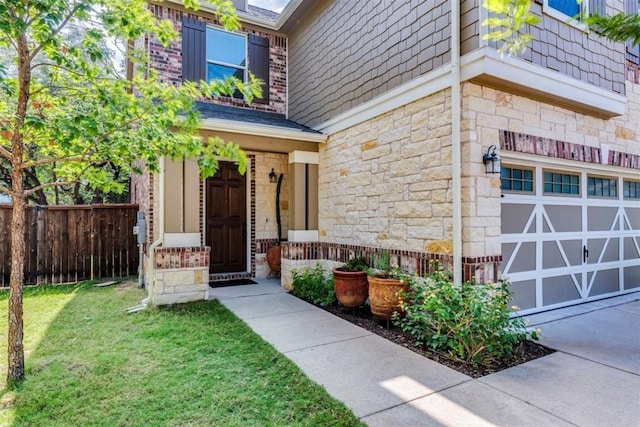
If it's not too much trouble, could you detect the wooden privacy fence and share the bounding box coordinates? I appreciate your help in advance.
[0,204,139,286]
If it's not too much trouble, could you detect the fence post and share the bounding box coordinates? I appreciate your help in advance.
[36,206,46,285]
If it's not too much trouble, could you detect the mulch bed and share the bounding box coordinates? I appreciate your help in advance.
[320,302,555,379]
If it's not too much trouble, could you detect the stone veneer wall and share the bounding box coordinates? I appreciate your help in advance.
[152,247,210,305]
[250,152,289,278]
[281,88,501,287]
[318,89,454,252]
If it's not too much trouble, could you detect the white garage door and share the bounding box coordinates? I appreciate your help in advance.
[501,164,640,315]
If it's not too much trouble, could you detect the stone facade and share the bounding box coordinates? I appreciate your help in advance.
[152,246,210,305]
[318,89,454,252]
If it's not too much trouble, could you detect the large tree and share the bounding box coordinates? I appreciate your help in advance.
[0,0,261,384]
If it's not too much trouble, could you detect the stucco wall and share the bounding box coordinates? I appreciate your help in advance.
[288,0,451,128]
[318,89,454,252]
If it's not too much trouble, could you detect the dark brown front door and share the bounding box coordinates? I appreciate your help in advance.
[206,162,247,273]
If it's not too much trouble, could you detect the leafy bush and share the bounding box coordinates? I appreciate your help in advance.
[339,256,369,272]
[291,263,335,306]
[395,271,538,366]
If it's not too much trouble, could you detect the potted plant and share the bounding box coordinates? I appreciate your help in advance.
[367,251,409,320]
[333,256,369,307]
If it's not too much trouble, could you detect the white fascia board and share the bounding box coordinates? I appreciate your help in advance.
[200,118,327,143]
[164,0,279,29]
[314,66,452,135]
[461,47,627,117]
[165,0,304,31]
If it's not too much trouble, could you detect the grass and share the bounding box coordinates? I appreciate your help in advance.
[0,282,364,426]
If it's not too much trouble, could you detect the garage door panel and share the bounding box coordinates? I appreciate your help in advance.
[588,269,620,297]
[543,275,581,306]
[625,208,640,229]
[543,241,565,269]
[559,239,582,266]
[601,238,619,263]
[544,205,581,232]
[509,280,536,310]
[502,167,639,314]
[624,266,640,289]
[587,206,619,231]
[507,242,536,273]
[501,204,535,234]
[624,237,640,260]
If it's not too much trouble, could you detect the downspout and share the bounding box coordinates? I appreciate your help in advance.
[127,157,166,313]
[451,0,462,285]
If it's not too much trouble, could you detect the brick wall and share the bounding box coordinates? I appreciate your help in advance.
[147,4,288,114]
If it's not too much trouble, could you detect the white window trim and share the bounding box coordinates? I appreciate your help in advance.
[543,0,589,31]
[205,26,248,83]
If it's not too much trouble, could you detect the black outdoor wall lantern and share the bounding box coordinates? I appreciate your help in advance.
[269,168,278,183]
[483,145,501,174]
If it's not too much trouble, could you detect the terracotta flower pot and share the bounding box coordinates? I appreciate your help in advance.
[367,276,409,320]
[266,245,281,273]
[333,268,369,307]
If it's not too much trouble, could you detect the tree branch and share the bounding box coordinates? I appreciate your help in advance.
[29,3,81,61]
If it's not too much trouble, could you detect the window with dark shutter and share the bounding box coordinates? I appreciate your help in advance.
[182,17,206,82]
[248,34,270,104]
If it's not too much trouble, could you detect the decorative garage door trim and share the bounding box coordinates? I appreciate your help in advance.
[501,160,640,315]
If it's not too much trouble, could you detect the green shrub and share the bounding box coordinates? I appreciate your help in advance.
[395,271,538,366]
[291,263,335,306]
[340,256,369,272]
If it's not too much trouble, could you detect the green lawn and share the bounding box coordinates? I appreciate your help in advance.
[0,282,363,426]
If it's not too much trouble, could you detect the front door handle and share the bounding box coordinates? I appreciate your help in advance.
[583,245,589,263]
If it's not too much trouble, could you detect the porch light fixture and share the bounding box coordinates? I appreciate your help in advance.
[269,168,278,183]
[483,145,501,174]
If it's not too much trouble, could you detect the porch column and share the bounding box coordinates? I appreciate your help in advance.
[163,158,201,247]
[288,151,319,242]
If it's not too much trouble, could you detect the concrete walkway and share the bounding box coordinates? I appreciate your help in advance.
[210,281,640,427]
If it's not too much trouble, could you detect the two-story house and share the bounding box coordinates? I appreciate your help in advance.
[133,0,640,314]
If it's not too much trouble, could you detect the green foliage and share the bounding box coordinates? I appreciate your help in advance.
[0,282,364,425]
[482,0,541,56]
[368,250,402,279]
[395,272,539,366]
[339,256,369,272]
[0,0,264,202]
[583,12,640,45]
[291,263,335,306]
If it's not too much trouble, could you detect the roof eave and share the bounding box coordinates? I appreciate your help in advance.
[201,118,327,143]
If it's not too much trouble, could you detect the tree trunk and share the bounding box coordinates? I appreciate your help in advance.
[7,31,31,384]
[7,194,26,384]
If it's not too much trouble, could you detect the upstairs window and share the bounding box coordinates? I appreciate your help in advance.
[182,17,270,103]
[546,0,582,17]
[206,28,247,83]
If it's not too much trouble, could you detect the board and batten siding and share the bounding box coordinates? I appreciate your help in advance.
[288,0,452,128]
